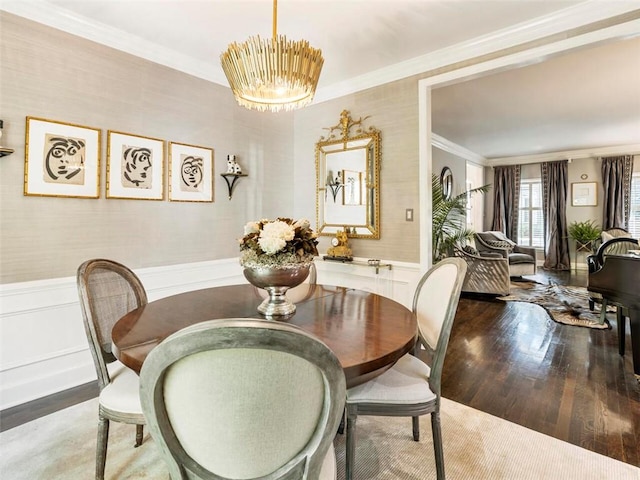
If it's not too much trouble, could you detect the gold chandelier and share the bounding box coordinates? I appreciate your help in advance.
[220,0,324,113]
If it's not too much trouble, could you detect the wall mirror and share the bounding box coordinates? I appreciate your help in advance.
[316,110,381,239]
[440,166,453,200]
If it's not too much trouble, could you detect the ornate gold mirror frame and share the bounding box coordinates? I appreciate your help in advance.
[315,110,381,239]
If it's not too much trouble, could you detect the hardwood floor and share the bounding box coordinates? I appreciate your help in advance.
[442,269,640,467]
[2,269,639,469]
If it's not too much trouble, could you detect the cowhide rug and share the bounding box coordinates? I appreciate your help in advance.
[497,281,613,329]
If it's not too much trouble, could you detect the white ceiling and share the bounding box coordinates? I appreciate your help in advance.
[432,36,640,159]
[3,0,640,160]
[31,0,585,88]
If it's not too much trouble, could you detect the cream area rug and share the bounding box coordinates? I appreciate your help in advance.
[498,281,612,329]
[2,398,638,480]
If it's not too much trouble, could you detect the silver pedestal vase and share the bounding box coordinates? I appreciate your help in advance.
[243,263,311,317]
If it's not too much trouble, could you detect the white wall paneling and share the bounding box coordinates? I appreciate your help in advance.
[0,258,419,409]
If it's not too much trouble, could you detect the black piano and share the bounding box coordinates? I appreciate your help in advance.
[588,254,640,379]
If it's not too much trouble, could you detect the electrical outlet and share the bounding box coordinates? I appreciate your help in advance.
[405,208,413,221]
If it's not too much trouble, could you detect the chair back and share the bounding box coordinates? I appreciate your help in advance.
[139,318,346,480]
[412,258,467,395]
[595,237,639,267]
[77,259,148,388]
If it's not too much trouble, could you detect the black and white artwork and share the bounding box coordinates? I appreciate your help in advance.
[168,142,213,202]
[107,131,164,200]
[25,117,101,198]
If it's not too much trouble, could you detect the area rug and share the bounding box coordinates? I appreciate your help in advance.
[2,397,639,480]
[497,281,612,329]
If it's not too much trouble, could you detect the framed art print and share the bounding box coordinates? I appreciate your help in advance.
[24,117,101,198]
[168,142,214,202]
[342,169,363,206]
[106,130,164,200]
[571,182,597,206]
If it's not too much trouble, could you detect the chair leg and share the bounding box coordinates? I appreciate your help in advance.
[618,307,626,356]
[135,424,144,447]
[337,409,345,435]
[412,416,420,441]
[599,298,608,324]
[588,298,595,311]
[96,416,109,480]
[345,411,357,480]
[431,412,445,480]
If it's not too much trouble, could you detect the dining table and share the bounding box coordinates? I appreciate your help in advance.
[112,282,417,388]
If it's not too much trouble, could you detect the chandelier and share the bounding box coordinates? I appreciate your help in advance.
[220,0,324,113]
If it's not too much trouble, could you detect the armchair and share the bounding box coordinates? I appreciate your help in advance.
[474,231,536,277]
[588,230,638,272]
[587,232,638,317]
[454,246,510,295]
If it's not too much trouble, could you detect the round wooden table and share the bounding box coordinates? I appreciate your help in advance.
[112,283,417,387]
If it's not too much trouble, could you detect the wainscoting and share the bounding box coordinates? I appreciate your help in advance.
[0,257,420,410]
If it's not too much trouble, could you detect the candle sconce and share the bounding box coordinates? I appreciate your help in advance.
[326,181,343,202]
[0,120,14,157]
[325,170,343,202]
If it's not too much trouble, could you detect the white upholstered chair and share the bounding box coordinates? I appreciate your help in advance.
[345,257,467,480]
[139,318,346,480]
[77,259,148,480]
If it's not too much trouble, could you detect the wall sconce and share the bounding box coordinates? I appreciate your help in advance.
[0,120,15,157]
[325,170,343,202]
[220,155,248,200]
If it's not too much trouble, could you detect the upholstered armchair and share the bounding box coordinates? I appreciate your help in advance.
[587,231,638,273]
[454,246,510,295]
[474,231,536,277]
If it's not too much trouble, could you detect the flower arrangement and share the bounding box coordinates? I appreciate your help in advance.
[239,217,319,268]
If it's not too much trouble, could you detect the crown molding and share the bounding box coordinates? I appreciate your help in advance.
[0,1,228,86]
[431,134,488,166]
[313,1,640,103]
[2,1,638,100]
[488,144,640,167]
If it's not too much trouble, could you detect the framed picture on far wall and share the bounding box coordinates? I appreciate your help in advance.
[106,130,164,200]
[168,142,214,202]
[571,182,597,206]
[24,117,101,198]
[342,169,363,206]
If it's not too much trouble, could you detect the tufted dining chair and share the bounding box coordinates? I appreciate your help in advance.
[77,259,148,480]
[139,318,346,480]
[344,257,467,480]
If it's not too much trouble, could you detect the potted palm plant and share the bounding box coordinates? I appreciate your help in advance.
[568,220,601,252]
[432,174,490,263]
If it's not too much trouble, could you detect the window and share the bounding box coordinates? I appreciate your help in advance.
[629,172,640,238]
[518,180,544,247]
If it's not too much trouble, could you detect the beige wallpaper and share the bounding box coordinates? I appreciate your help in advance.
[0,12,424,284]
[292,78,421,263]
[0,13,294,283]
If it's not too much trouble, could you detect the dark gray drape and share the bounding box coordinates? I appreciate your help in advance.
[541,160,570,270]
[491,165,520,241]
[601,155,634,230]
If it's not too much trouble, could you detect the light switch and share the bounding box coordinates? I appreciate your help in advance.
[406,209,413,221]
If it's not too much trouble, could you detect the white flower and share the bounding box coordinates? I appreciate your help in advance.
[244,221,260,235]
[258,221,295,255]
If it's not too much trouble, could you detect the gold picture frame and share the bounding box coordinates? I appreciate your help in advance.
[168,142,214,202]
[571,182,597,207]
[24,116,101,198]
[106,130,164,200]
